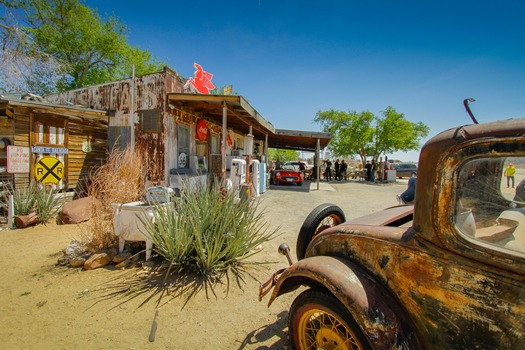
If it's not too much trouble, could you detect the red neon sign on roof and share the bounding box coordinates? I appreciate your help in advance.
[184,63,215,94]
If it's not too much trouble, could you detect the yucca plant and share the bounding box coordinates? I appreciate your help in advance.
[143,203,194,267]
[0,182,36,216]
[145,178,279,277]
[32,184,62,224]
[0,181,62,224]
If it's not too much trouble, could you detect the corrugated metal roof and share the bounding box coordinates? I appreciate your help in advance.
[0,97,108,122]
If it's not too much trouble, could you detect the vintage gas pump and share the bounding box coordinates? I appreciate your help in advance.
[259,161,267,194]
[252,159,260,197]
[229,158,246,190]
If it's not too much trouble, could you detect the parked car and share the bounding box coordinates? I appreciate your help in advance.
[271,165,304,186]
[393,163,418,178]
[284,161,313,171]
[260,118,525,349]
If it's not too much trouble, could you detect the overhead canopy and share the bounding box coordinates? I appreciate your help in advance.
[269,129,332,152]
[167,93,331,152]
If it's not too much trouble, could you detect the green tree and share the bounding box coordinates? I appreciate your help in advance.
[0,0,164,94]
[268,148,298,162]
[314,106,429,165]
[314,109,375,164]
[371,106,429,160]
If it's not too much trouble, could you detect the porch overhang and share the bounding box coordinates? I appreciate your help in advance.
[0,97,108,124]
[166,93,331,152]
[269,129,332,152]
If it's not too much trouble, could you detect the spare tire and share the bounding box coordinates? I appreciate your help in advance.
[296,203,345,260]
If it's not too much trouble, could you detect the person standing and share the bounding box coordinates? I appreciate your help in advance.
[370,160,376,183]
[325,159,332,181]
[505,162,516,188]
[340,160,348,180]
[334,159,341,181]
[365,161,371,181]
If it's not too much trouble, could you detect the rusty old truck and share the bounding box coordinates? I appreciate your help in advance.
[259,118,525,349]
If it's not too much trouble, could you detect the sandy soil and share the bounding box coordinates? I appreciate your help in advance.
[0,179,436,349]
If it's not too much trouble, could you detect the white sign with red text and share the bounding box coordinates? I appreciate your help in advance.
[7,146,30,173]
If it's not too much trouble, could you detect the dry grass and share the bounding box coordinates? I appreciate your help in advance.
[81,147,146,251]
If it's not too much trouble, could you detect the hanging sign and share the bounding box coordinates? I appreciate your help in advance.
[32,146,68,154]
[7,146,30,173]
[34,156,64,184]
[196,119,208,141]
[82,141,92,153]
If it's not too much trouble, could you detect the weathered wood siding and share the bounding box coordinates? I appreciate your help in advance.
[0,107,16,188]
[13,106,31,189]
[66,116,108,189]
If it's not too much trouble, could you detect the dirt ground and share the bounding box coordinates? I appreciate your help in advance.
[0,179,430,349]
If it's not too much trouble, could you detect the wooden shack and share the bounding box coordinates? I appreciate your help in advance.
[0,96,108,192]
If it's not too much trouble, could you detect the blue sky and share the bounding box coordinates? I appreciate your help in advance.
[85,0,524,161]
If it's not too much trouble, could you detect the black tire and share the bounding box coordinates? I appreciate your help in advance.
[297,181,303,186]
[289,289,370,350]
[296,203,345,260]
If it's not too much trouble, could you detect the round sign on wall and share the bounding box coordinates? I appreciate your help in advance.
[196,119,208,141]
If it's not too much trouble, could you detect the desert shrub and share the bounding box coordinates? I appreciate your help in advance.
[83,147,146,250]
[0,181,62,224]
[142,202,195,267]
[0,182,35,216]
[32,184,62,223]
[145,178,279,277]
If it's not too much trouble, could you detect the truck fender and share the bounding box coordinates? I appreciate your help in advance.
[268,255,421,349]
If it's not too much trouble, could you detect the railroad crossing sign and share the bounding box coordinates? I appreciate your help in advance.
[34,156,64,184]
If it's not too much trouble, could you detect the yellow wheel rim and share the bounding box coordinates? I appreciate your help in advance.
[297,307,363,350]
[314,215,343,237]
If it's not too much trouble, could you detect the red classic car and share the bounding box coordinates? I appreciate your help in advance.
[271,165,304,186]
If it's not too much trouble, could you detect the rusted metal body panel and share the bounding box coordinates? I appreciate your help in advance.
[268,256,420,349]
[346,204,414,226]
[261,117,525,349]
[267,225,524,348]
[307,231,524,348]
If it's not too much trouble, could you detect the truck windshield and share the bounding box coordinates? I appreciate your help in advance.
[455,156,525,256]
